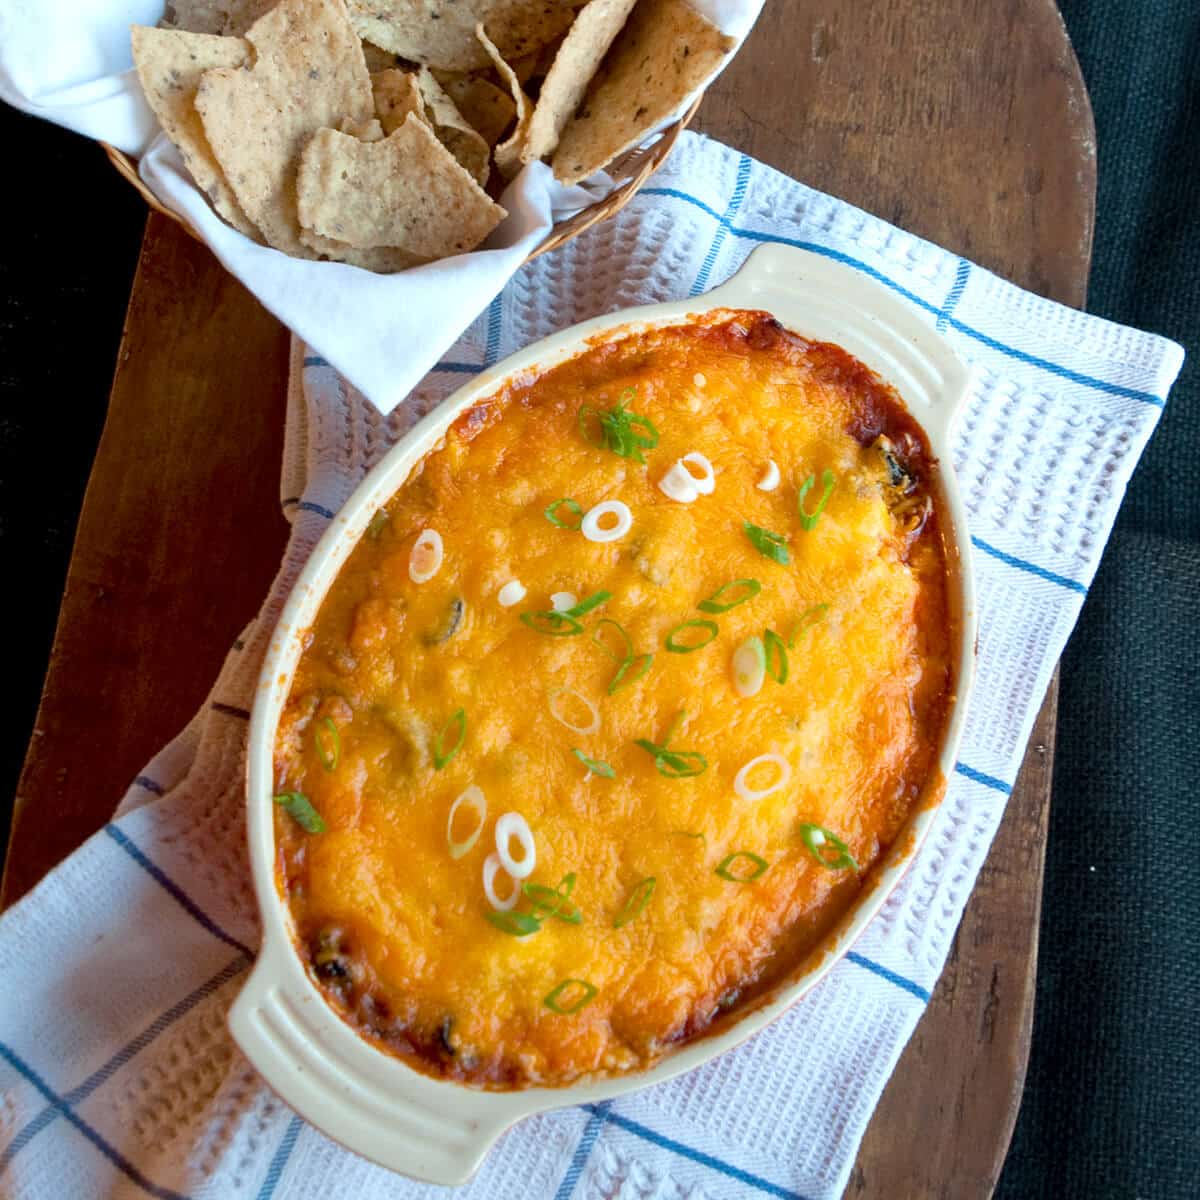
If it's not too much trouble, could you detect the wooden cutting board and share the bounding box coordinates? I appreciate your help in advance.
[2,0,1094,1194]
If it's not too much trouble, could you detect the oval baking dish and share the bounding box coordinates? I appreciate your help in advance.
[231,242,977,1185]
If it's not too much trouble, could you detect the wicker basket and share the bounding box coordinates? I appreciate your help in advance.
[102,94,700,265]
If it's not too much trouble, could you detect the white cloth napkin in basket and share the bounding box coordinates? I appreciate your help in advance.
[0,133,1184,1200]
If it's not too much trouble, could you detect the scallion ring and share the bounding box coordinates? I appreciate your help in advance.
[523,875,583,923]
[657,460,700,503]
[563,590,611,618]
[764,629,789,684]
[572,748,615,778]
[680,452,716,495]
[485,911,541,937]
[732,635,766,698]
[495,811,536,880]
[581,500,633,543]
[634,739,708,778]
[273,792,326,834]
[366,509,390,538]
[447,784,487,859]
[665,618,719,653]
[483,852,519,911]
[734,753,792,802]
[698,578,761,614]
[315,717,340,771]
[433,708,467,770]
[497,580,527,608]
[670,830,708,846]
[744,521,790,565]
[608,652,653,694]
[797,469,837,530]
[715,851,770,882]
[408,528,444,583]
[613,877,656,928]
[544,978,598,1015]
[592,617,633,661]
[757,461,781,492]
[788,603,829,647]
[544,498,584,529]
[551,591,578,612]
[549,688,601,735]
[520,610,585,637]
[799,823,860,871]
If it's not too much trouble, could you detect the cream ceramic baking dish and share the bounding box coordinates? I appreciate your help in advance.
[230,242,977,1184]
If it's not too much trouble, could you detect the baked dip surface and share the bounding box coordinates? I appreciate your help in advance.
[272,310,955,1088]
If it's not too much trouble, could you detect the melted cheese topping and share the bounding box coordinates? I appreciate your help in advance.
[274,311,954,1088]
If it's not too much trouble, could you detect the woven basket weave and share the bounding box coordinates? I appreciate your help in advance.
[102,94,700,264]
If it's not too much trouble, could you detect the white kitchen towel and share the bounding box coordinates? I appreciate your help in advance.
[0,0,764,414]
[0,133,1185,1200]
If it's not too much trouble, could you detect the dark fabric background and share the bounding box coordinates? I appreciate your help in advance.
[0,2,1195,1195]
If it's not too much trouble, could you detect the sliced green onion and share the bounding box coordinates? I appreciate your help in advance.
[788,604,829,647]
[670,830,708,846]
[563,590,611,618]
[274,792,326,834]
[315,717,341,771]
[592,617,633,661]
[578,388,659,464]
[366,509,390,539]
[744,522,790,565]
[549,688,600,735]
[797,469,836,530]
[433,708,467,770]
[608,652,654,694]
[520,610,585,637]
[732,635,766,697]
[572,748,615,778]
[485,911,541,937]
[634,739,708,778]
[447,784,487,859]
[799,823,860,871]
[698,578,762,613]
[665,618,719,653]
[523,875,583,923]
[544,978,598,1014]
[544,497,584,529]
[764,629,789,684]
[613,877,656,928]
[715,851,769,882]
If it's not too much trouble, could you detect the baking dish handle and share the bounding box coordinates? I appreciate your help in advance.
[229,939,519,1186]
[703,242,974,440]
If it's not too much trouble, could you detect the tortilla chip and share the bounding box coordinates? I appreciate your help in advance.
[195,0,374,257]
[523,0,636,163]
[361,39,404,71]
[416,69,491,185]
[298,229,427,272]
[297,116,505,257]
[130,26,260,240]
[439,75,516,147]
[344,0,580,72]
[476,22,531,178]
[372,68,425,135]
[340,116,386,141]
[160,0,274,35]
[552,0,734,185]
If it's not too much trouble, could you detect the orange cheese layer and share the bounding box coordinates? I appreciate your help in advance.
[274,311,954,1088]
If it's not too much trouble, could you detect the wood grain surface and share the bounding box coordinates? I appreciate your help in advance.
[2,1,1094,1195]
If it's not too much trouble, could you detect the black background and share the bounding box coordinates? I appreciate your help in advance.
[1,2,1196,1195]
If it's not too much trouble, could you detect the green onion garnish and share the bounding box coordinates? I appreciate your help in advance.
[520,610,585,637]
[665,618,719,653]
[732,635,766,697]
[366,509,390,539]
[744,522,790,565]
[523,874,583,923]
[273,792,326,834]
[670,829,707,845]
[797,469,836,530]
[799,823,860,871]
[697,578,762,613]
[572,748,615,778]
[544,498,584,529]
[315,717,341,771]
[608,652,654,694]
[544,978,598,1014]
[563,590,611,618]
[788,603,829,647]
[715,851,769,882]
[763,629,788,684]
[578,387,659,464]
[634,712,707,778]
[613,877,656,928]
[592,617,633,661]
[485,911,542,937]
[433,708,467,770]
